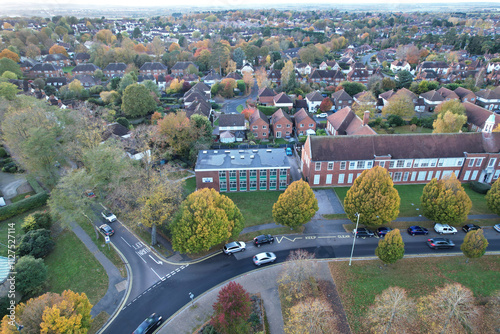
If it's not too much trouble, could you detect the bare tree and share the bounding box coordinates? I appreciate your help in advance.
[284,298,338,334]
[278,249,318,299]
[367,287,415,334]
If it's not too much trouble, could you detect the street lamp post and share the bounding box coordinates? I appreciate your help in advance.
[349,213,360,266]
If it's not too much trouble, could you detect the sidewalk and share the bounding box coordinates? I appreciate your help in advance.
[158,261,338,334]
[69,222,128,317]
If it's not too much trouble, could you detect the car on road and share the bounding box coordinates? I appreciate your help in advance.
[462,224,481,233]
[99,224,114,237]
[133,313,162,334]
[253,252,276,266]
[494,224,500,233]
[223,241,246,255]
[407,225,429,236]
[434,223,457,235]
[353,228,375,238]
[253,234,274,247]
[426,238,455,250]
[317,113,328,118]
[286,147,293,156]
[376,227,392,237]
[101,210,117,223]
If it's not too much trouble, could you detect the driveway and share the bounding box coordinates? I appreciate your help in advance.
[0,172,28,199]
[313,189,345,217]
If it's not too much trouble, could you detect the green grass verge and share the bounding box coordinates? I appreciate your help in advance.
[88,311,109,334]
[182,177,197,197]
[329,255,500,333]
[45,229,108,305]
[334,183,494,217]
[225,191,283,227]
[63,66,74,73]
[166,170,192,180]
[236,105,244,113]
[10,191,37,203]
[374,125,433,134]
[75,216,126,277]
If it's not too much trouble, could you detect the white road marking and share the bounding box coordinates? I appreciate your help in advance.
[275,236,303,243]
[151,268,164,281]
[148,254,163,265]
[121,237,131,247]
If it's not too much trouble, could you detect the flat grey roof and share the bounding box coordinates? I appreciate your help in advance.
[195,148,291,171]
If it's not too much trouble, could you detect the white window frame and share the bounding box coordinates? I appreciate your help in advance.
[327,162,334,170]
[315,162,321,171]
[338,174,345,184]
[340,161,346,170]
[476,158,483,167]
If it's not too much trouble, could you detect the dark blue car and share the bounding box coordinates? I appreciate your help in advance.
[407,225,429,236]
[376,227,393,237]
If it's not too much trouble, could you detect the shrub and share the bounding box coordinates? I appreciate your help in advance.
[18,229,55,258]
[409,116,421,126]
[22,212,52,233]
[116,117,130,128]
[15,255,48,297]
[2,162,17,173]
[421,116,435,129]
[387,114,405,127]
[0,192,49,221]
[27,176,44,193]
[469,181,491,194]
[0,147,8,158]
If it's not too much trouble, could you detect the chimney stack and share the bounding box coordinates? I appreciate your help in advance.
[363,110,370,126]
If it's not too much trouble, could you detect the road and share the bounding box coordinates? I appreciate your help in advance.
[223,79,258,114]
[102,227,500,333]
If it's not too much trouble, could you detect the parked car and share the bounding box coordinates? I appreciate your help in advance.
[253,252,276,266]
[407,226,429,236]
[223,241,246,255]
[253,234,274,247]
[462,224,481,233]
[133,313,162,334]
[317,113,328,118]
[286,147,293,156]
[376,227,392,237]
[99,224,114,237]
[494,224,500,233]
[426,238,455,250]
[101,210,117,223]
[433,223,457,235]
[353,228,375,238]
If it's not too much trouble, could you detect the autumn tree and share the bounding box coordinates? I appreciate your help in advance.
[382,90,415,118]
[242,71,254,94]
[352,91,377,119]
[418,283,478,334]
[139,176,183,246]
[255,67,270,89]
[344,166,400,227]
[278,249,318,299]
[272,180,318,230]
[339,81,366,97]
[319,97,333,112]
[0,49,20,62]
[156,111,194,158]
[0,82,19,101]
[95,29,116,45]
[421,174,472,226]
[211,282,252,334]
[48,44,68,57]
[220,78,236,98]
[241,108,255,120]
[284,298,337,334]
[433,100,467,133]
[486,178,500,216]
[170,188,244,253]
[225,59,237,74]
[281,60,294,90]
[375,229,405,265]
[461,229,489,262]
[16,256,48,297]
[121,83,157,118]
[367,287,415,334]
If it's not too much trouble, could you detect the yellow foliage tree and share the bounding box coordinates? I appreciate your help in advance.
[168,42,180,52]
[284,298,338,334]
[133,43,147,53]
[0,49,20,62]
[49,45,68,57]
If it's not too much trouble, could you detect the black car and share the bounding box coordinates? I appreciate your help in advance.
[426,238,455,249]
[99,224,114,237]
[253,234,274,247]
[407,225,429,236]
[133,313,162,334]
[353,228,375,238]
[376,227,392,237]
[462,224,481,233]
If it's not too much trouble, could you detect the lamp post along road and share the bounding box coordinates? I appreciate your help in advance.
[349,213,360,266]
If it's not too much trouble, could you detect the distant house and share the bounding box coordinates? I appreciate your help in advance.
[139,62,168,76]
[475,88,500,111]
[464,101,500,132]
[70,75,99,88]
[305,91,324,113]
[29,63,63,78]
[309,69,344,85]
[46,77,67,88]
[249,109,270,140]
[319,60,340,71]
[390,60,411,72]
[330,90,353,110]
[219,114,246,132]
[436,87,459,101]
[185,99,212,120]
[257,87,277,105]
[73,52,90,65]
[273,92,293,109]
[240,62,254,74]
[103,63,127,77]
[346,69,370,84]
[72,63,101,76]
[295,63,313,75]
[43,54,71,67]
[454,87,476,104]
[202,71,222,86]
[420,90,445,112]
[417,61,450,75]
[267,69,281,85]
[270,108,293,139]
[226,72,242,80]
[170,61,197,77]
[326,107,376,136]
[187,82,211,100]
[294,108,316,136]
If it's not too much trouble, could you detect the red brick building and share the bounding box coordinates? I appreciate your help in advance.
[301,132,500,187]
[294,108,316,136]
[249,110,270,140]
[195,148,291,192]
[270,108,293,139]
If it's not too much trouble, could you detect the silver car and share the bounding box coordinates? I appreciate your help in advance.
[223,241,246,255]
[253,252,276,266]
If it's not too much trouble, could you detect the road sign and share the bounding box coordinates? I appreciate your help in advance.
[105,236,110,244]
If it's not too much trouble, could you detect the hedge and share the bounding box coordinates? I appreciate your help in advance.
[27,177,44,194]
[469,181,491,194]
[258,106,278,116]
[0,192,49,221]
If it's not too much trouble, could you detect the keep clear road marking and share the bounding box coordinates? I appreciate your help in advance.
[275,236,303,243]
[275,235,352,244]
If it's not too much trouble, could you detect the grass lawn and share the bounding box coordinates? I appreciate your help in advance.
[334,183,494,217]
[329,255,500,333]
[236,104,244,113]
[166,170,191,180]
[45,229,108,305]
[182,176,197,196]
[225,191,282,227]
[63,66,74,73]
[274,138,288,145]
[374,125,433,134]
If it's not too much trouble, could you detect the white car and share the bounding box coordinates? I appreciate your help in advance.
[494,224,500,233]
[101,210,117,223]
[253,252,276,266]
[317,113,328,118]
[434,223,457,235]
[223,241,246,255]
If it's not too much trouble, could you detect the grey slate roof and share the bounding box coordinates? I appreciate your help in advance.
[219,114,245,127]
[195,148,291,171]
